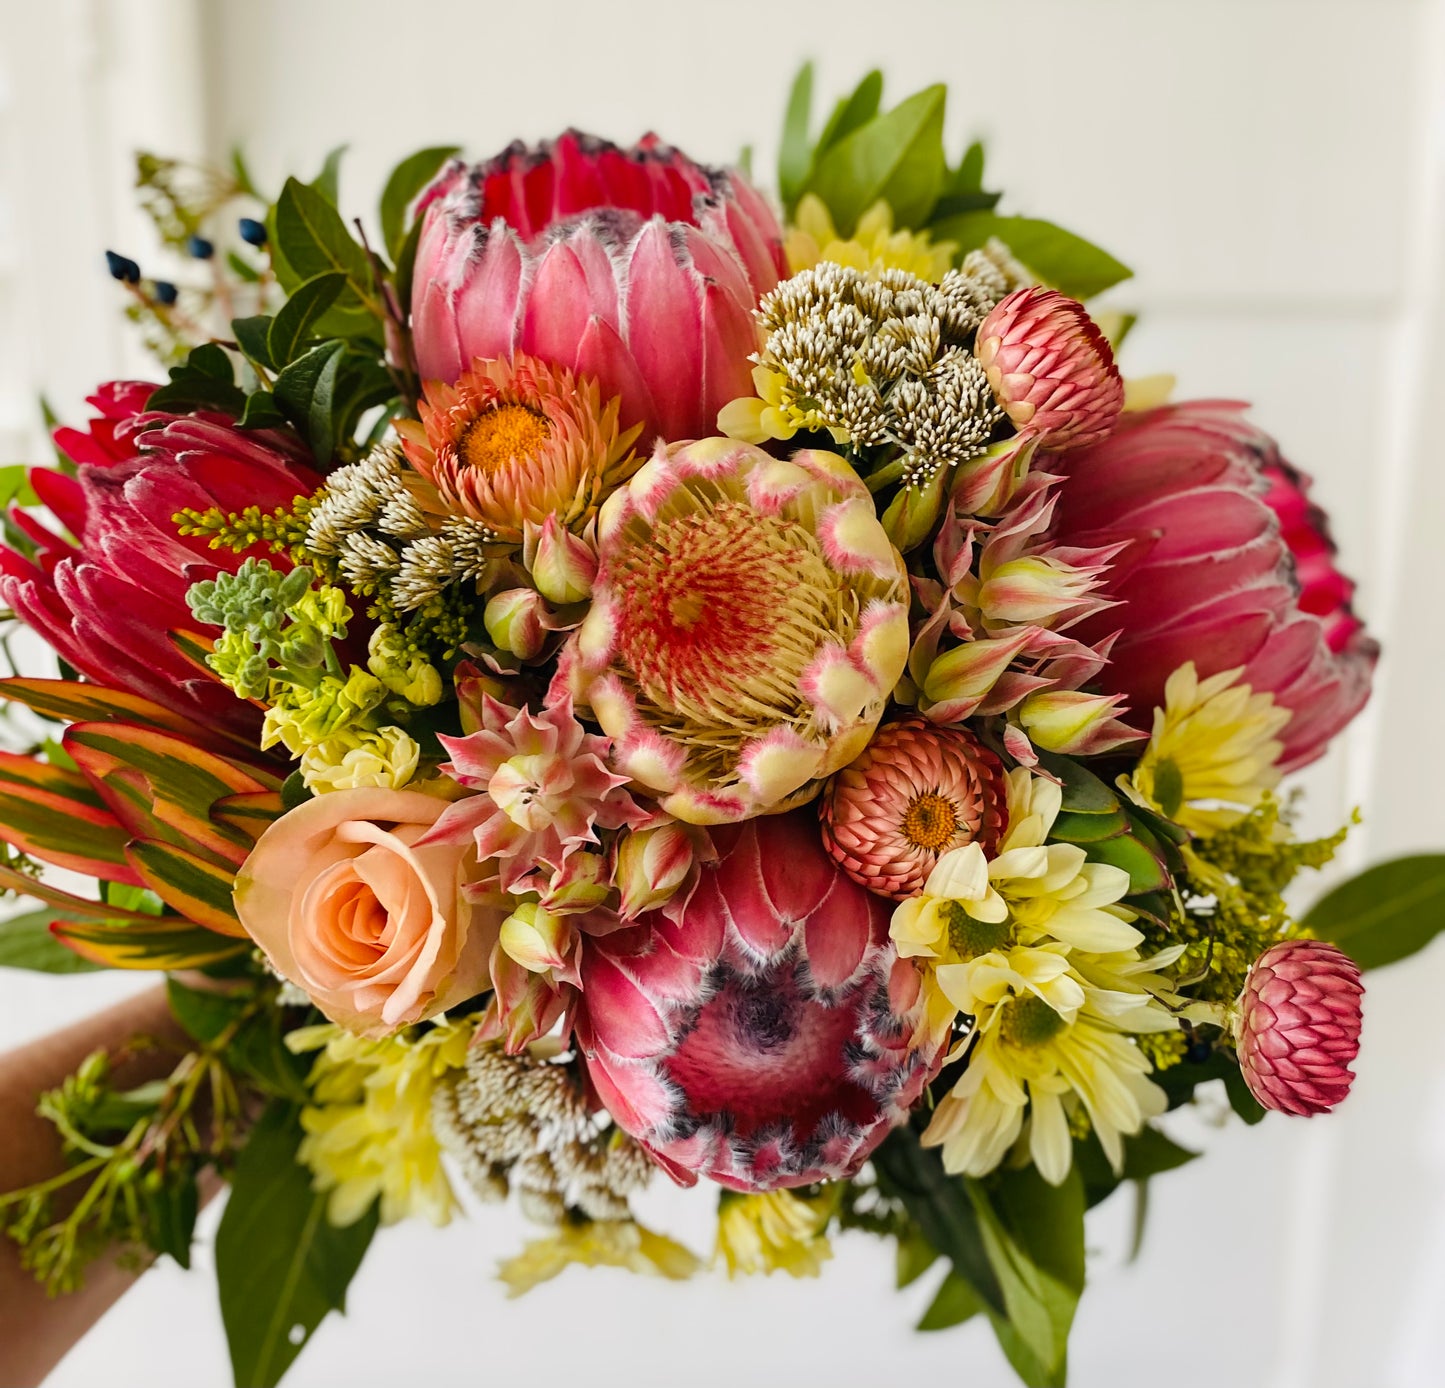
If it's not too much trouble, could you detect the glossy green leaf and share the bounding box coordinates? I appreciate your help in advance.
[310,145,348,207]
[380,145,459,259]
[274,340,347,461]
[809,84,947,234]
[217,1105,378,1388]
[815,69,884,162]
[896,1230,940,1290]
[237,391,288,431]
[231,315,276,371]
[1049,807,1130,843]
[0,909,104,973]
[1033,751,1120,814]
[951,140,986,194]
[777,62,815,211]
[147,344,246,417]
[1304,854,1445,970]
[268,272,348,368]
[273,178,373,305]
[1084,833,1170,895]
[918,1270,984,1331]
[873,1128,1006,1317]
[928,210,1132,299]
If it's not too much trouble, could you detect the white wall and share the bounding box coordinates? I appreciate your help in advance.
[2,1,1444,1385]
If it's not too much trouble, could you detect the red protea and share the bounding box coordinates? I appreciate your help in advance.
[1235,939,1363,1116]
[572,810,940,1192]
[820,717,1008,901]
[1047,401,1377,771]
[974,287,1123,451]
[410,130,786,444]
[0,393,320,736]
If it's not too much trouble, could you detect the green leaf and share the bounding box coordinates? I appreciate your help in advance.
[238,392,288,431]
[147,344,245,417]
[311,144,348,207]
[227,250,262,284]
[896,1230,940,1289]
[0,909,104,973]
[809,84,947,234]
[0,464,39,509]
[230,146,264,201]
[231,315,276,371]
[141,1167,200,1269]
[394,216,426,316]
[273,178,374,306]
[928,211,1132,299]
[952,140,986,193]
[778,62,815,211]
[380,146,459,260]
[166,976,246,1046]
[268,272,348,368]
[815,69,884,160]
[1304,853,1445,970]
[274,340,347,461]
[1075,1125,1199,1209]
[970,1165,1085,1387]
[216,1105,378,1388]
[1084,833,1170,895]
[917,1270,984,1331]
[873,1128,1006,1316]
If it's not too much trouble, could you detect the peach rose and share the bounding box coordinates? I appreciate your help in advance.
[235,788,500,1036]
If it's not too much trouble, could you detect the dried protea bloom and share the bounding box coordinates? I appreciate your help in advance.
[395,353,641,542]
[820,717,1008,901]
[568,438,910,824]
[1234,939,1363,1116]
[573,810,942,1192]
[974,287,1123,451]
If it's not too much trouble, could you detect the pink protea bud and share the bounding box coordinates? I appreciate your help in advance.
[820,717,1008,901]
[524,515,598,606]
[974,287,1123,451]
[484,588,550,660]
[1235,939,1364,1116]
[615,822,697,918]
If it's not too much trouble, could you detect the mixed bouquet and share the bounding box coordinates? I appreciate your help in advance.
[0,65,1434,1388]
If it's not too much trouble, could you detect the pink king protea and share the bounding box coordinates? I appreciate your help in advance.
[1235,939,1363,1116]
[820,717,1009,901]
[411,131,786,444]
[974,287,1124,452]
[1047,401,1377,770]
[0,393,319,740]
[573,810,941,1192]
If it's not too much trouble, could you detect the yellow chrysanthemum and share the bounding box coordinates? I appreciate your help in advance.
[497,1219,700,1296]
[1122,662,1290,835]
[786,193,956,281]
[714,1188,839,1279]
[287,1016,474,1227]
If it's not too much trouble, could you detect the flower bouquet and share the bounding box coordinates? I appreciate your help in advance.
[0,64,1437,1388]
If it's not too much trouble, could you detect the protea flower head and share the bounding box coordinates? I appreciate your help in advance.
[421,693,651,895]
[820,716,1008,901]
[411,131,786,444]
[974,287,1123,450]
[1046,401,1378,770]
[395,353,640,542]
[573,809,942,1192]
[0,397,319,737]
[567,438,911,824]
[51,380,156,467]
[1234,939,1363,1116]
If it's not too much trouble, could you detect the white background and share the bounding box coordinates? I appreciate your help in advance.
[3,1,1445,1385]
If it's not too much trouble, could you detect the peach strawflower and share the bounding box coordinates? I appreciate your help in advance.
[396,353,641,541]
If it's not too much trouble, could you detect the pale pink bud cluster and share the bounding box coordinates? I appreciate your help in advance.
[1235,939,1364,1116]
[974,287,1123,451]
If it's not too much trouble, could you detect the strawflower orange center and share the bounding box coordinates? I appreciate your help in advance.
[901,792,959,852]
[459,403,551,473]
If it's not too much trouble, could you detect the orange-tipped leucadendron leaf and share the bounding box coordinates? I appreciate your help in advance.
[0,676,259,759]
[0,863,165,923]
[64,722,281,868]
[0,750,142,884]
[210,791,285,845]
[50,915,249,970]
[125,839,248,938]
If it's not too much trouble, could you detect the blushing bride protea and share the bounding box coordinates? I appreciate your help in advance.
[573,810,942,1192]
[411,131,785,444]
[567,438,911,824]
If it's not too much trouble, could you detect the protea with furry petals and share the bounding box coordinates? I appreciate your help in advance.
[1047,401,1377,770]
[0,394,320,736]
[573,810,941,1192]
[410,131,786,444]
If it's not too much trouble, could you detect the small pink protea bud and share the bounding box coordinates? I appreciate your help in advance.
[974,287,1123,451]
[820,717,1008,901]
[1235,939,1364,1116]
